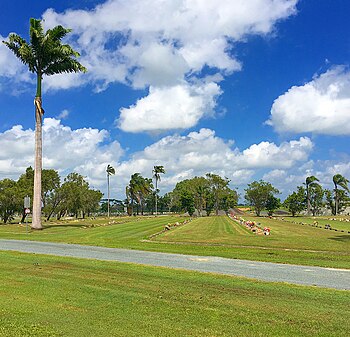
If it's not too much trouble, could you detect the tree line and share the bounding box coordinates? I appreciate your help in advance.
[283,174,350,216]
[0,167,102,223]
[124,172,238,216]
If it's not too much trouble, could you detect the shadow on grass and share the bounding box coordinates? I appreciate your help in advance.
[329,235,350,242]
[42,223,87,229]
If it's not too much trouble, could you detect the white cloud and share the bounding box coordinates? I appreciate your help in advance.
[1,1,298,131]
[0,118,123,190]
[267,66,350,135]
[118,82,221,132]
[0,120,323,199]
[56,109,70,120]
[39,0,297,131]
[115,128,313,194]
[238,137,313,168]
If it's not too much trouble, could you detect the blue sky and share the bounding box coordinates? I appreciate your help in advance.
[0,0,349,200]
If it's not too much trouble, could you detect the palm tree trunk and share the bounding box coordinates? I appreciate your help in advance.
[306,185,311,215]
[335,185,338,215]
[32,96,43,229]
[155,178,158,216]
[107,174,110,218]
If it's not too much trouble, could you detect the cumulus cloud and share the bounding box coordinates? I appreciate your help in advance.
[267,66,350,135]
[0,120,317,198]
[118,82,221,132]
[115,128,313,193]
[0,118,123,189]
[37,0,297,131]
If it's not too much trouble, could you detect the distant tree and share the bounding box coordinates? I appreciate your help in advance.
[152,165,165,216]
[325,189,349,215]
[106,164,115,218]
[220,189,239,215]
[333,174,349,214]
[0,179,21,223]
[245,180,279,216]
[265,195,281,216]
[206,173,231,216]
[3,18,86,229]
[192,177,209,216]
[17,167,60,222]
[127,173,153,215]
[305,176,319,215]
[158,193,172,213]
[309,184,324,216]
[82,189,103,217]
[180,191,195,216]
[60,173,89,218]
[283,187,306,216]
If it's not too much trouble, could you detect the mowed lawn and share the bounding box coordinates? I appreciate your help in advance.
[155,216,350,268]
[283,216,350,232]
[0,215,349,268]
[0,251,349,337]
[0,216,183,247]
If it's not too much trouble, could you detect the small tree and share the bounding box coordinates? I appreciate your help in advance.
[0,179,21,223]
[309,184,324,216]
[180,191,195,216]
[283,187,306,216]
[245,180,279,216]
[265,195,281,216]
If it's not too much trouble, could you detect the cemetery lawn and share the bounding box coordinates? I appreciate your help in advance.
[0,250,349,337]
[0,215,349,268]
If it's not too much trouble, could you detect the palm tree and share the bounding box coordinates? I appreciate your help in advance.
[305,176,319,215]
[106,164,115,218]
[152,165,165,215]
[3,18,86,229]
[333,174,349,215]
[127,173,153,215]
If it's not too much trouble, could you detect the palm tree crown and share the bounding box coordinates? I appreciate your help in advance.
[106,164,116,176]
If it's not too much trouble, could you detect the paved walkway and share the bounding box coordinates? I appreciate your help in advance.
[0,239,349,290]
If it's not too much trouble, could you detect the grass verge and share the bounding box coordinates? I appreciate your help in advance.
[0,251,349,337]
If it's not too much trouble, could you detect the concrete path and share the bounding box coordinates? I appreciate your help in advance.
[0,239,349,290]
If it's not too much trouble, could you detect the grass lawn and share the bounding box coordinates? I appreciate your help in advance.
[282,216,350,232]
[0,251,349,337]
[155,216,350,268]
[0,215,349,268]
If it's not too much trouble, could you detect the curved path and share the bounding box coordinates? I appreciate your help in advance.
[1,239,349,290]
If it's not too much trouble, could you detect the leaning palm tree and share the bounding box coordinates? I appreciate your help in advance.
[305,176,319,215]
[152,165,165,216]
[3,18,86,229]
[333,174,349,215]
[106,165,115,218]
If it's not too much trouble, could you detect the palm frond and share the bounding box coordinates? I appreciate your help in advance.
[47,25,72,42]
[333,174,349,192]
[3,34,37,72]
[43,58,87,75]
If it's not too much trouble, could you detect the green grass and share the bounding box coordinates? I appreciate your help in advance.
[0,215,349,268]
[283,215,350,232]
[155,216,350,268]
[0,251,349,337]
